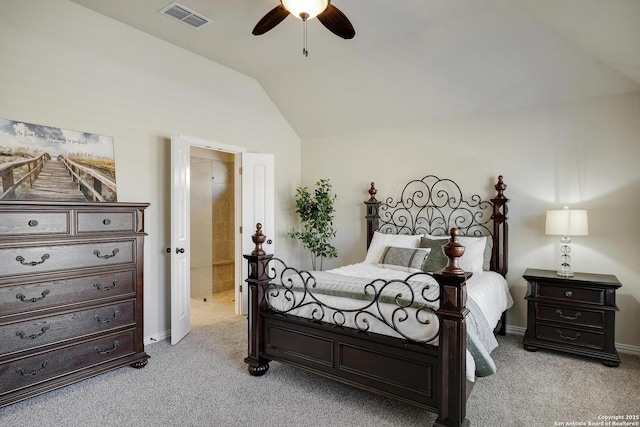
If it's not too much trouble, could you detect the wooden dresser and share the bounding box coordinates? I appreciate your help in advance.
[522,268,621,367]
[0,201,149,407]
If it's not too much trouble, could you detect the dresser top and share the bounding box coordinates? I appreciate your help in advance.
[523,268,621,288]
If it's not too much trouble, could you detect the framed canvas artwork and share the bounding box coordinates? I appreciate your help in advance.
[0,118,117,202]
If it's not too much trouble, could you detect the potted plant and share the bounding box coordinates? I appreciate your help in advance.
[288,178,337,270]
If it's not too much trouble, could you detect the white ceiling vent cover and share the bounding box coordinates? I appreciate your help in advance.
[159,2,212,29]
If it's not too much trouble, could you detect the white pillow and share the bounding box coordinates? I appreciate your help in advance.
[364,231,421,264]
[423,234,487,274]
[457,235,487,274]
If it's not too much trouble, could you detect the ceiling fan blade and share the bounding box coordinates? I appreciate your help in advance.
[252,5,290,35]
[317,4,355,39]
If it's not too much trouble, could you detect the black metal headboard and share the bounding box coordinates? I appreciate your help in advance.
[364,175,509,275]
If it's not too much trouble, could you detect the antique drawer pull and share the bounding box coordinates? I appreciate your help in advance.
[564,290,573,297]
[557,329,581,341]
[16,324,51,340]
[94,309,120,323]
[94,340,119,355]
[16,289,51,303]
[28,219,39,227]
[94,279,119,291]
[16,254,50,266]
[103,218,111,225]
[16,360,50,376]
[93,248,119,259]
[556,309,581,321]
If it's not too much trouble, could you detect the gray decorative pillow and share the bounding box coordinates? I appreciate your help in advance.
[419,237,449,272]
[378,246,431,272]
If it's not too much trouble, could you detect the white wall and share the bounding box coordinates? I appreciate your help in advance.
[302,92,640,349]
[0,0,301,341]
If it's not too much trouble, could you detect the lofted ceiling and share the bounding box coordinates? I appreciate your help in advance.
[70,0,640,140]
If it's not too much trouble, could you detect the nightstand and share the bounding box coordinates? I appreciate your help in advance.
[522,268,621,367]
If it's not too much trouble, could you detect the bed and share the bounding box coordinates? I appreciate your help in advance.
[243,175,510,427]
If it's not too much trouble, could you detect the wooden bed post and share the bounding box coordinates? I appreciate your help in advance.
[243,223,272,376]
[433,229,471,427]
[364,182,380,249]
[491,175,509,276]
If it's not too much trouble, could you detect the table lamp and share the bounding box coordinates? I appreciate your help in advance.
[545,206,588,277]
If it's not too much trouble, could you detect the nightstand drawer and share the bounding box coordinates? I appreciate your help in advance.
[536,324,604,350]
[536,304,605,329]
[536,283,604,305]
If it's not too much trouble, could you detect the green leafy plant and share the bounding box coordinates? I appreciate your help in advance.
[288,179,337,270]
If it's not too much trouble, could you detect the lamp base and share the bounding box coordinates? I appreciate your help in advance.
[557,269,574,277]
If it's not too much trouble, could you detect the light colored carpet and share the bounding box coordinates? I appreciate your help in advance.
[1,302,638,426]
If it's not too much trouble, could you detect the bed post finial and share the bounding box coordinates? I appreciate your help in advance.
[368,182,377,201]
[364,183,381,249]
[251,223,266,255]
[494,175,507,199]
[441,228,466,276]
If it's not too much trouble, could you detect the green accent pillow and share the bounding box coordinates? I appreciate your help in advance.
[419,237,449,272]
[379,246,431,272]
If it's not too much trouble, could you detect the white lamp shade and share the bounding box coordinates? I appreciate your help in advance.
[282,0,329,20]
[545,208,589,236]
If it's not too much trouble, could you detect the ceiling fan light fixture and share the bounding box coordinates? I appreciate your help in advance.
[281,0,329,20]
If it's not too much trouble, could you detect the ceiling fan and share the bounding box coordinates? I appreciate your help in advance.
[252,0,355,56]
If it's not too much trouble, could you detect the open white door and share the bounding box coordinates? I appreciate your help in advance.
[241,153,275,315]
[170,136,191,345]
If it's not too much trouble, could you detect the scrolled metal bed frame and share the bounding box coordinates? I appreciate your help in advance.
[243,175,509,427]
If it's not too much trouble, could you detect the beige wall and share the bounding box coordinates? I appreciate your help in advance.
[0,0,301,341]
[302,92,640,350]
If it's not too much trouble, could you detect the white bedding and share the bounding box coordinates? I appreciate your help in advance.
[265,262,513,382]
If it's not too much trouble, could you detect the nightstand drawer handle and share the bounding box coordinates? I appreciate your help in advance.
[557,330,581,341]
[564,290,573,297]
[556,309,581,321]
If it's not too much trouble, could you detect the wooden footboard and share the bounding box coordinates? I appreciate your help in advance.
[244,226,471,427]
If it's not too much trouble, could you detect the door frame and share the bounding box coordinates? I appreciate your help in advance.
[176,135,246,315]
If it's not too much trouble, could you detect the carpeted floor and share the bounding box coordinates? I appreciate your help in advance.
[1,299,638,427]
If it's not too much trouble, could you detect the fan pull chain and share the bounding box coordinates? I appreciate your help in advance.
[301,13,309,57]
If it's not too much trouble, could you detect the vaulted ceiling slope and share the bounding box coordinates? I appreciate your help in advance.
[70,0,640,140]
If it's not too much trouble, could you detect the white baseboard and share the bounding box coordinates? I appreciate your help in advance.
[615,342,640,356]
[503,325,640,356]
[144,330,170,345]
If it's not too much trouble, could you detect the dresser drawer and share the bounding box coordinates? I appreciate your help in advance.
[535,283,604,305]
[76,211,137,233]
[0,269,135,318]
[536,304,605,329]
[0,329,135,395]
[0,239,135,278]
[536,324,604,350]
[0,300,135,357]
[0,211,70,236]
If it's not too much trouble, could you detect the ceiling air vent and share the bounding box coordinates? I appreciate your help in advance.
[159,2,212,29]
